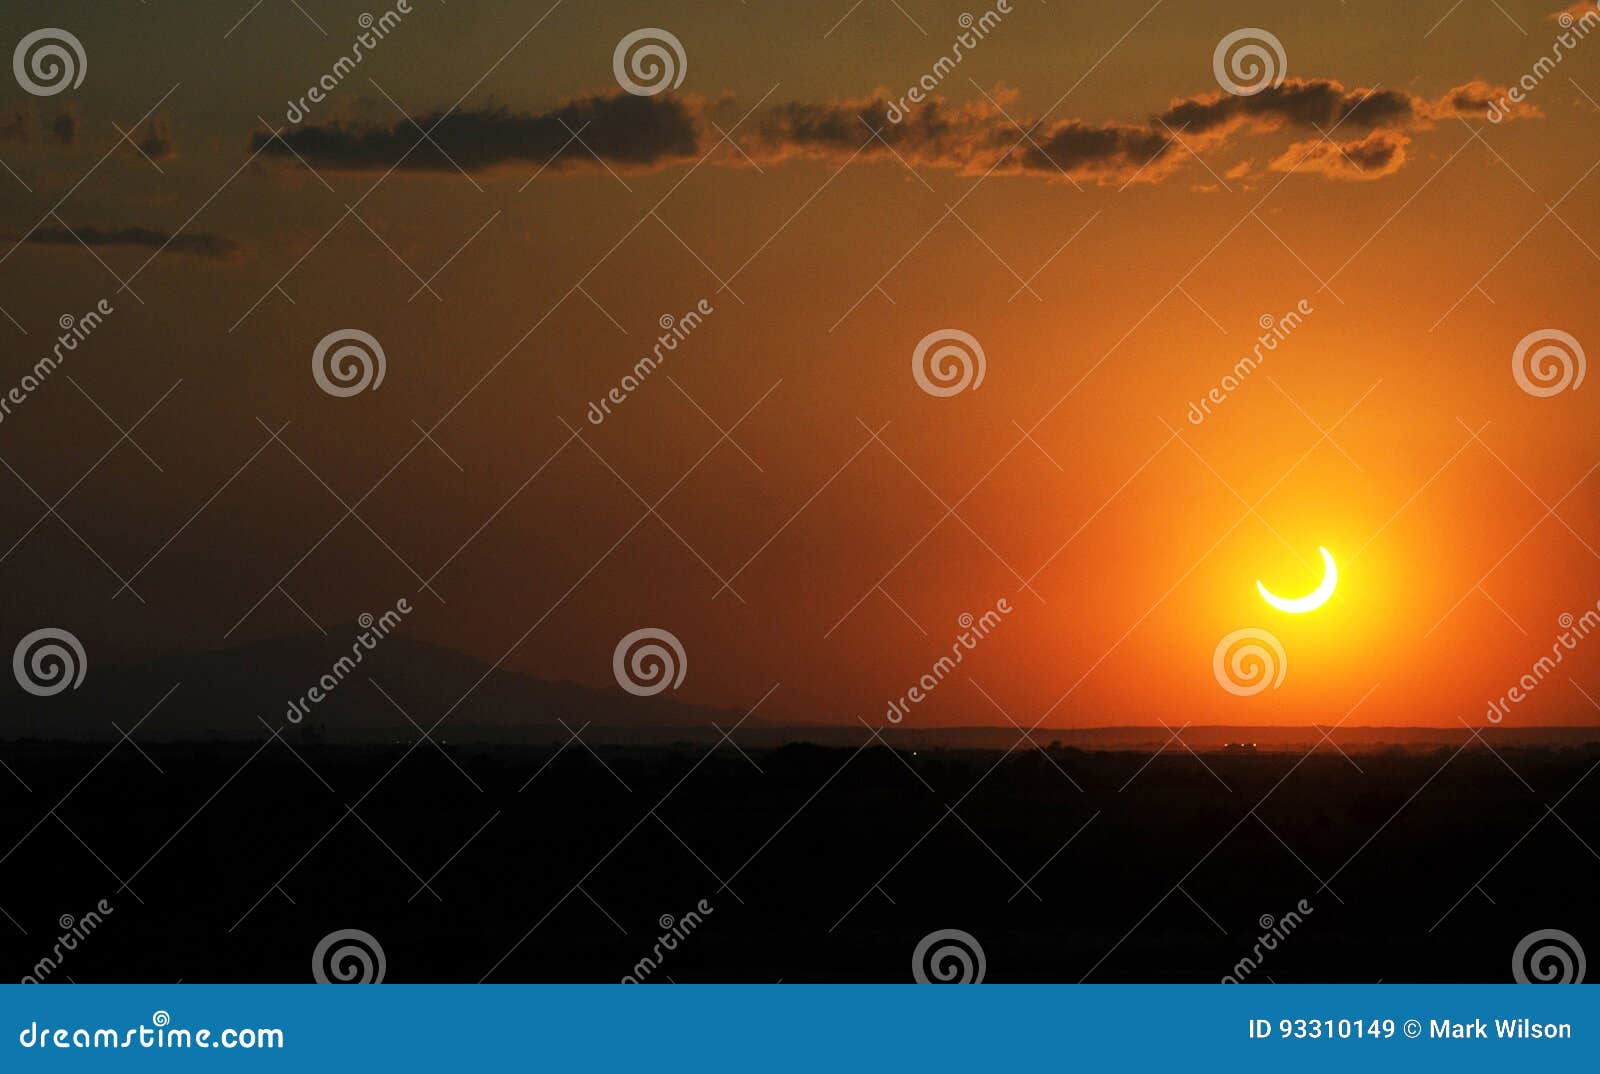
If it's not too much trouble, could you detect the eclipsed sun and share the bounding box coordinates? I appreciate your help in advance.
[1257,546,1337,614]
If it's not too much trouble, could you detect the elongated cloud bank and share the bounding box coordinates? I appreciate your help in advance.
[751,79,1529,183]
[253,93,704,174]
[252,79,1528,185]
[17,226,240,260]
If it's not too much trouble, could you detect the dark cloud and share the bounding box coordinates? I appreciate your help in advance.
[1269,130,1411,181]
[744,79,1528,184]
[254,92,703,173]
[747,92,1170,181]
[247,78,1534,187]
[19,226,241,261]
[50,110,76,147]
[750,93,1002,170]
[1008,119,1172,178]
[0,106,75,146]
[0,107,28,142]
[1416,79,1540,122]
[1156,80,1416,140]
[125,117,177,161]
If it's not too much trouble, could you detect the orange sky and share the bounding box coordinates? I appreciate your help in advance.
[3,0,1600,729]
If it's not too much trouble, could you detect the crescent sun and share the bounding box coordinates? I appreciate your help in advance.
[1257,546,1337,614]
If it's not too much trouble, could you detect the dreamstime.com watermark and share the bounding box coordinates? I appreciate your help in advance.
[20,899,114,983]
[1487,4,1599,122]
[586,299,715,425]
[613,627,687,697]
[1221,899,1315,983]
[1512,928,1586,983]
[1512,328,1585,397]
[313,328,387,397]
[13,627,88,697]
[912,928,987,983]
[1485,607,1600,723]
[13,28,87,97]
[312,928,386,983]
[621,899,715,982]
[885,2,1014,124]
[284,3,415,124]
[912,328,986,397]
[1186,300,1314,425]
[883,598,1013,723]
[17,1012,283,1050]
[613,28,686,97]
[1212,627,1287,696]
[0,301,115,427]
[281,599,412,724]
[1213,28,1288,97]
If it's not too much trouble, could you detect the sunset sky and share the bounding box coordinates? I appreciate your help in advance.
[4,0,1600,730]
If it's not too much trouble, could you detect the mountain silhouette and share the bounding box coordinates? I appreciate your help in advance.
[2,632,738,743]
[6,632,1599,749]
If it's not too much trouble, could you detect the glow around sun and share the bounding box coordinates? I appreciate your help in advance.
[1258,546,1338,614]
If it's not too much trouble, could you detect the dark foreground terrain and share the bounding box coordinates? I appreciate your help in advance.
[0,738,1595,982]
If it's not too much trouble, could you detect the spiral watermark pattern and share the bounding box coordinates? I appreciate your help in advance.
[1512,329,1585,397]
[20,898,115,984]
[13,28,86,97]
[312,329,387,397]
[1512,928,1585,983]
[612,627,687,697]
[620,898,715,983]
[13,627,87,697]
[282,4,414,124]
[883,2,1014,124]
[912,329,986,397]
[1486,9,1600,123]
[1485,605,1600,723]
[883,597,1013,724]
[312,928,387,983]
[1212,28,1285,96]
[1212,627,1286,696]
[281,599,411,726]
[912,928,986,983]
[613,28,686,96]
[1222,898,1314,983]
